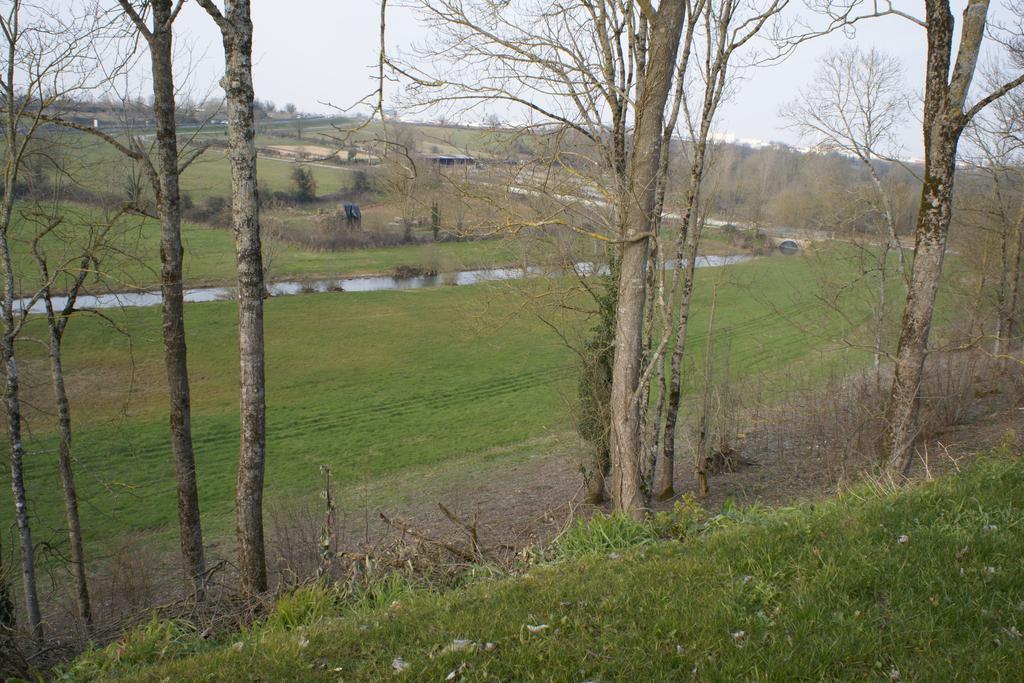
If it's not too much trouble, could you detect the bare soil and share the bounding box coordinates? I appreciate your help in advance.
[338,375,1024,557]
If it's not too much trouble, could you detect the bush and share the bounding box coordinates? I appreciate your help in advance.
[351,170,373,195]
[291,165,317,202]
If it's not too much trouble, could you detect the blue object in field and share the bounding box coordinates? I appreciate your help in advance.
[343,203,361,221]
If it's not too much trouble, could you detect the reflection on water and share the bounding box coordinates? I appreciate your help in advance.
[16,255,748,313]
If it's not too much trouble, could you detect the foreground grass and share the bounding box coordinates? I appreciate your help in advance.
[65,447,1024,681]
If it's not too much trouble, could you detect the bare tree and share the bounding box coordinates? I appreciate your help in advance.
[879,0,1024,474]
[962,67,1024,358]
[792,0,1024,474]
[116,0,208,597]
[782,46,908,372]
[0,0,109,641]
[398,0,659,504]
[196,0,269,594]
[607,0,691,517]
[651,0,788,501]
[27,200,124,632]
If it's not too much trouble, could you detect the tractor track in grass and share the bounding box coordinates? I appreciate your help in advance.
[22,297,846,505]
[24,363,576,492]
[24,298,837,496]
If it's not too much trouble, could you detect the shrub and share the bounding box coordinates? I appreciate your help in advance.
[351,169,373,194]
[291,165,317,202]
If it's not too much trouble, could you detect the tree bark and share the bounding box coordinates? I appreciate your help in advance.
[884,0,988,474]
[1,30,41,635]
[654,226,701,499]
[0,235,41,642]
[653,33,729,500]
[199,0,268,593]
[144,0,208,595]
[608,0,688,517]
[43,302,91,628]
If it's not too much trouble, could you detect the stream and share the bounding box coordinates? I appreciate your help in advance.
[16,255,748,313]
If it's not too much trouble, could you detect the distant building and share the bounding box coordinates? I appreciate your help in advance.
[426,154,477,167]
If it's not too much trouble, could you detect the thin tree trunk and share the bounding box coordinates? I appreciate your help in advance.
[1,76,41,637]
[874,244,888,375]
[44,304,91,628]
[995,224,1011,357]
[655,221,702,499]
[199,0,268,592]
[146,0,207,595]
[652,12,735,499]
[695,285,718,499]
[0,219,41,642]
[608,1,688,517]
[865,161,906,277]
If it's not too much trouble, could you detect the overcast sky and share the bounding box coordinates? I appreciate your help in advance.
[173,2,988,159]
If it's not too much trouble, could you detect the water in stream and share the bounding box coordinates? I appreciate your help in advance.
[16,255,748,313]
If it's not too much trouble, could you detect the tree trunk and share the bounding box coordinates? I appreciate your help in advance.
[148,0,207,595]
[885,0,988,475]
[44,308,91,628]
[204,0,269,593]
[874,244,889,375]
[608,1,688,517]
[654,222,701,500]
[995,223,1012,357]
[0,246,41,642]
[1,125,42,639]
[885,131,960,475]
[884,179,952,474]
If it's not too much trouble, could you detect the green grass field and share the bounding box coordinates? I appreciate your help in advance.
[9,203,521,291]
[64,446,1024,681]
[1,253,873,562]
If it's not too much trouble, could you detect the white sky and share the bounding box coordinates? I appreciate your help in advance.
[173,1,1001,159]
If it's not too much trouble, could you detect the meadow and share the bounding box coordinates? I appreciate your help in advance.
[2,253,872,562]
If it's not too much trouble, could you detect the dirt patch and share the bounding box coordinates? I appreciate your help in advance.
[265,144,344,161]
[327,361,1024,559]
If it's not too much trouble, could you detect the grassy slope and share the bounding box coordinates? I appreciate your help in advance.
[9,283,577,548]
[67,448,1024,681]
[2,255,866,558]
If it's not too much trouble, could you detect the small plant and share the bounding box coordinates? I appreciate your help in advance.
[264,586,338,631]
[61,617,197,679]
[650,495,706,539]
[552,513,659,559]
[351,169,373,194]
